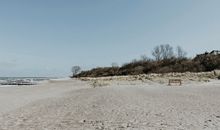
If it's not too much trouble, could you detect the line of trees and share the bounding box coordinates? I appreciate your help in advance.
[152,44,187,61]
[72,44,220,77]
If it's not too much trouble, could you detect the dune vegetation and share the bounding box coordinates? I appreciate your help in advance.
[73,44,220,78]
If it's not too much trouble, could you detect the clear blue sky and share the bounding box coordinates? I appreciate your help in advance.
[0,0,220,77]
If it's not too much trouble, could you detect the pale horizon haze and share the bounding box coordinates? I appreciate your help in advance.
[0,0,220,77]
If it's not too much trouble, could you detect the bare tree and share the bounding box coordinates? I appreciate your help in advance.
[176,46,187,59]
[72,66,81,76]
[152,46,162,61]
[161,44,174,59]
[152,44,174,61]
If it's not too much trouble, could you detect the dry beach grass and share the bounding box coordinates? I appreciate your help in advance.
[0,72,220,130]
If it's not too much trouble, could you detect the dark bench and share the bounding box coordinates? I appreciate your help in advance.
[168,79,182,86]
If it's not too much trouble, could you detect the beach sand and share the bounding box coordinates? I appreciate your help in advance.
[0,77,220,130]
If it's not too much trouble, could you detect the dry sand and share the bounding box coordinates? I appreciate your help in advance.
[0,76,220,130]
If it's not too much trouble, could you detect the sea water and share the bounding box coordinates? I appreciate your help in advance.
[0,77,56,87]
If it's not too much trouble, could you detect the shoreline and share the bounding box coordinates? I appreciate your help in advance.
[0,79,86,114]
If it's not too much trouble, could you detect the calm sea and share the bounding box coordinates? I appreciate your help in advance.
[0,77,57,86]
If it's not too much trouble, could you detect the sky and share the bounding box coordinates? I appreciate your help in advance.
[0,0,220,77]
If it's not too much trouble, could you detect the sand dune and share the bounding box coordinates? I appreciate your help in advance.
[0,78,220,130]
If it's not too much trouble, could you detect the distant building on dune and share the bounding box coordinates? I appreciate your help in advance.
[210,50,220,55]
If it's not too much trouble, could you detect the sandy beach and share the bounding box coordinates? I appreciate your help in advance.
[0,76,220,130]
[2,0,220,129]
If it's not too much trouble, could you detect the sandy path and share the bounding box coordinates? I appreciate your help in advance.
[0,80,220,130]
